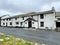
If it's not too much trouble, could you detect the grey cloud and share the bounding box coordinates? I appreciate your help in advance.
[0,0,60,15]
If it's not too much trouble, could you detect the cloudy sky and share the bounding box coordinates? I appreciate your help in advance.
[0,0,60,16]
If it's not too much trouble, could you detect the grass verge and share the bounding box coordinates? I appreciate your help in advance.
[0,33,45,45]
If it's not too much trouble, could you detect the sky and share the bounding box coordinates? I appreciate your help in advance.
[0,0,60,16]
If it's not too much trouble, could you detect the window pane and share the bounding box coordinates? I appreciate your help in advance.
[40,22,44,27]
[6,19,8,21]
[22,17,24,20]
[40,14,44,19]
[3,19,5,21]
[31,16,33,18]
[9,18,11,20]
[16,22,19,24]
[10,22,12,25]
[20,22,22,25]
[15,18,17,20]
[3,23,5,25]
[58,18,60,20]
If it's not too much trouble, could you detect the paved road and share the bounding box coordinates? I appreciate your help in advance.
[0,27,60,45]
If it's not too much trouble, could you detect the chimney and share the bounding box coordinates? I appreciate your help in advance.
[52,7,55,11]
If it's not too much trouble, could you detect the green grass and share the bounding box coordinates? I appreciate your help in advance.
[0,33,45,45]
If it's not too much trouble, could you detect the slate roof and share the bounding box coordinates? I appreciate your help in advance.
[24,18,38,22]
[0,15,10,17]
[1,9,54,19]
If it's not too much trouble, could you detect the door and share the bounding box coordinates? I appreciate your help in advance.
[6,22,7,26]
[28,21,32,28]
[56,22,60,27]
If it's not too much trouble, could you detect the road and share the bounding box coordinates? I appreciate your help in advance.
[0,27,60,45]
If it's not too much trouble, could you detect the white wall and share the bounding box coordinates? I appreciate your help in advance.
[32,13,56,29]
[44,13,56,29]
[23,17,29,27]
[1,12,56,30]
[1,20,6,26]
[32,16,38,28]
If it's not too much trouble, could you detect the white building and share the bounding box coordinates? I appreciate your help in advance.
[1,7,60,30]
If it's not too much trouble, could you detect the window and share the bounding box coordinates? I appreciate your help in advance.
[20,22,22,25]
[15,18,17,20]
[40,22,44,27]
[16,22,19,24]
[40,14,44,19]
[10,22,12,25]
[3,19,5,21]
[9,18,11,21]
[31,16,33,18]
[22,17,24,20]
[6,19,8,21]
[3,23,5,25]
[58,18,60,20]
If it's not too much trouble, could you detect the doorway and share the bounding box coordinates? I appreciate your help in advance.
[28,21,32,28]
[6,22,7,26]
[56,22,60,27]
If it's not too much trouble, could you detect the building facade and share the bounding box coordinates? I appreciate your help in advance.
[1,7,60,30]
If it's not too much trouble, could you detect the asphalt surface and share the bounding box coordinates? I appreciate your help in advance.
[0,27,60,45]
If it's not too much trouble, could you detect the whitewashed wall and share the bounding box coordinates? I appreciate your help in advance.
[32,13,56,29]
[23,17,29,27]
[1,20,6,26]
[32,16,38,28]
[44,13,56,29]
[1,12,56,30]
